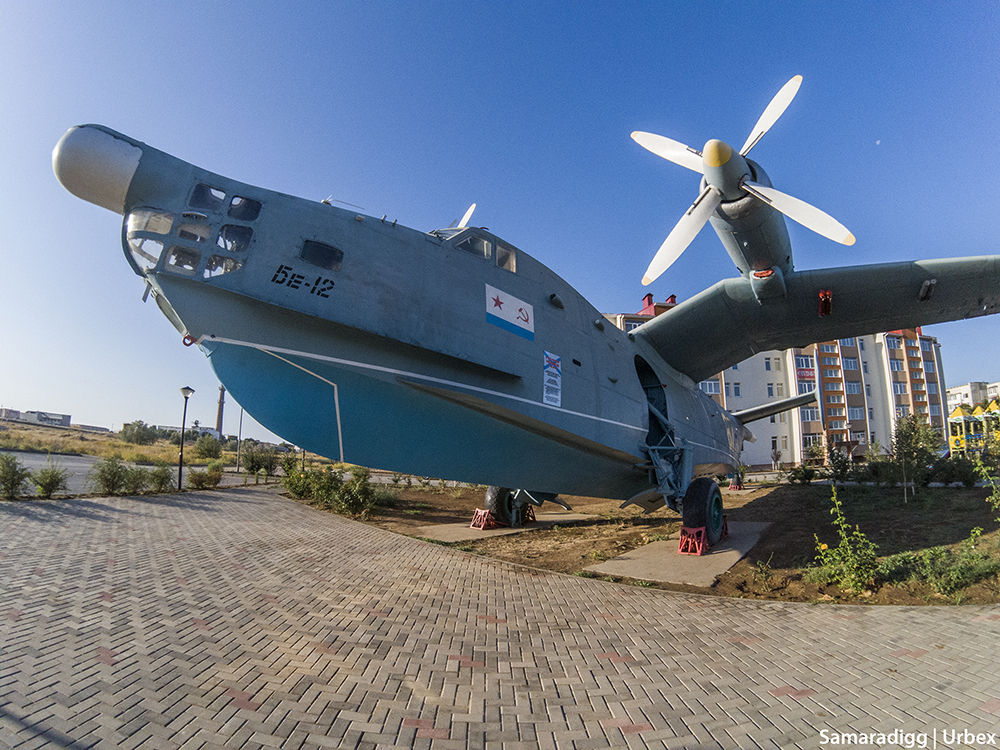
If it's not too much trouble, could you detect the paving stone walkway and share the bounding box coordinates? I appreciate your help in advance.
[1,488,999,749]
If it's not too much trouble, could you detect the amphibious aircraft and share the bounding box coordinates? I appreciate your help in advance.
[54,77,1000,544]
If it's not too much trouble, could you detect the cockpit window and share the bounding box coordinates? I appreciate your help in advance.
[178,223,211,244]
[496,243,516,272]
[217,225,253,253]
[300,240,343,271]
[204,256,243,278]
[127,210,173,236]
[228,196,261,221]
[190,184,225,211]
[164,246,200,275]
[455,233,492,260]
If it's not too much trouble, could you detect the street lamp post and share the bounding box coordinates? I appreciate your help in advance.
[178,386,195,490]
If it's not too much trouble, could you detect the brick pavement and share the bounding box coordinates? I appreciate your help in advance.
[1,488,999,749]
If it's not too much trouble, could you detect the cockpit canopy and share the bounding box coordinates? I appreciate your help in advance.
[428,226,517,273]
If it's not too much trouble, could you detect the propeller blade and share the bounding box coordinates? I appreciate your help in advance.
[742,181,855,245]
[631,131,704,173]
[642,185,722,285]
[458,203,476,228]
[740,75,802,156]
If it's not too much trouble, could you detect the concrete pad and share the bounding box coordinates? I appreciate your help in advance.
[415,512,594,542]
[584,521,771,587]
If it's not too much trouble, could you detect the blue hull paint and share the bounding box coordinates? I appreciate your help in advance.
[207,342,649,499]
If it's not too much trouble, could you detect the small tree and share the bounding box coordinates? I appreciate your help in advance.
[120,420,158,446]
[193,435,222,459]
[891,415,941,502]
[826,445,852,486]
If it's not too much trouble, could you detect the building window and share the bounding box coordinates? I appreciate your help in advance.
[828,420,846,430]
[804,434,823,447]
[823,368,840,378]
[906,339,918,348]
[868,407,874,419]
[699,380,721,394]
[865,383,872,397]
[928,383,938,395]
[893,382,908,395]
[930,404,942,416]
[795,355,815,369]
[826,394,844,404]
[890,359,904,372]
[767,383,774,397]
[824,382,843,391]
[774,359,781,371]
[733,382,741,397]
[848,407,864,420]
[821,356,838,366]
[827,408,845,417]
[843,357,859,370]
[862,360,869,374]
[870,432,877,443]
[845,381,862,395]
[839,337,856,346]
[801,406,819,421]
[897,405,910,417]
[782,435,788,449]
[852,431,866,443]
[764,358,771,371]
[771,436,778,450]
[859,339,865,351]
[776,383,784,397]
[925,360,935,373]
[731,363,738,370]
[921,340,932,351]
[886,336,901,349]
[724,383,730,397]
[820,344,837,353]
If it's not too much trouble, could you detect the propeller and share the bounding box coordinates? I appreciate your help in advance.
[632,75,854,286]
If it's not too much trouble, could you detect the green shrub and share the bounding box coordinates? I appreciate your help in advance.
[788,465,815,484]
[0,454,33,499]
[122,466,151,495]
[187,467,222,489]
[88,456,129,496]
[281,452,299,477]
[33,458,68,499]
[282,465,390,517]
[812,487,879,593]
[150,463,175,493]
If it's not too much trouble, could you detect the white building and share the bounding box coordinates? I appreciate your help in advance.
[946,381,997,411]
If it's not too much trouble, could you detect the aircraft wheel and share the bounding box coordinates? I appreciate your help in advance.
[681,478,724,545]
[484,486,525,527]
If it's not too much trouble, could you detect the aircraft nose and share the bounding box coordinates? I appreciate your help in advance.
[53,125,142,214]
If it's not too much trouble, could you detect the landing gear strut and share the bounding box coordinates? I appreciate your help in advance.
[681,478,725,545]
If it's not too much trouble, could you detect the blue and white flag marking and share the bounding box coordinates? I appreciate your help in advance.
[485,284,534,341]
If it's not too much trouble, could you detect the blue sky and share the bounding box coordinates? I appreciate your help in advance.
[1,2,998,440]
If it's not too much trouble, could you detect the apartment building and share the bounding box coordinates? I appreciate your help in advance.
[605,295,946,469]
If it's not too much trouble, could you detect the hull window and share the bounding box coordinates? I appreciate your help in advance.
[190,184,225,211]
[300,240,344,272]
[455,233,492,260]
[228,196,261,221]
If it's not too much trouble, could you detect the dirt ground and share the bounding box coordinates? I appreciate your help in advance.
[365,480,1000,605]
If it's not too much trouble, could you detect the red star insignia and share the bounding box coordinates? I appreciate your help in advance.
[492,295,504,309]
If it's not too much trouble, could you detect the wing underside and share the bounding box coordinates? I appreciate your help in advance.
[633,256,1000,384]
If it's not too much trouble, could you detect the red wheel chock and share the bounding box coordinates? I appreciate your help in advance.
[728,478,744,490]
[677,516,728,556]
[522,505,536,524]
[470,509,507,530]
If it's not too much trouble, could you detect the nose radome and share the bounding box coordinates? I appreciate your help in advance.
[53,125,142,214]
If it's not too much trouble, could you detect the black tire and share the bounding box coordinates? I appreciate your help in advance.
[484,486,524,527]
[681,478,724,545]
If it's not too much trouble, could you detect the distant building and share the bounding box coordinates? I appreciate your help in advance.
[946,381,997,411]
[22,411,72,427]
[605,295,946,469]
[0,408,20,421]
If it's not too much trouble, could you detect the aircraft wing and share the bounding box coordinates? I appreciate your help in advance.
[633,256,1000,384]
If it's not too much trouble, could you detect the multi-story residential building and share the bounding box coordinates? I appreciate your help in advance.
[946,381,997,411]
[605,295,946,469]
